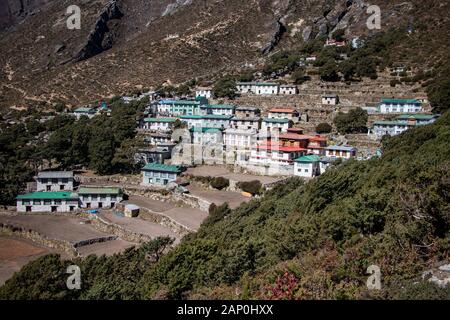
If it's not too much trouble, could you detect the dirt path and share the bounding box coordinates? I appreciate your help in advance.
[0,236,67,286]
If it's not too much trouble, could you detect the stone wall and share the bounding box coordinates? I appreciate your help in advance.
[240,164,294,177]
[0,223,79,258]
[91,215,153,243]
[76,174,141,186]
[124,186,211,212]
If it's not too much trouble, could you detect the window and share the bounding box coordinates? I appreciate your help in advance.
[52,178,58,184]
[100,195,106,200]
[33,200,41,205]
[22,200,31,205]
[44,199,51,205]
[54,200,62,205]
[41,178,48,184]
[111,196,117,201]
[62,178,69,184]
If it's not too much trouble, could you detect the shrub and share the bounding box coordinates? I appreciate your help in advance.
[237,180,262,195]
[213,76,237,99]
[316,123,332,134]
[210,177,230,190]
[333,107,368,134]
[390,79,400,87]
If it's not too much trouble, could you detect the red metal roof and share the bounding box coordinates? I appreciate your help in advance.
[309,135,327,142]
[256,142,307,153]
[269,108,298,113]
[279,133,313,140]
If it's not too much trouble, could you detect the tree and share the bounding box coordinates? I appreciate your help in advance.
[141,237,175,263]
[319,60,340,82]
[112,137,144,173]
[332,29,346,42]
[237,180,262,195]
[291,68,307,84]
[88,127,115,174]
[426,62,450,114]
[213,77,237,99]
[339,60,356,81]
[210,177,230,190]
[333,107,368,134]
[316,123,333,134]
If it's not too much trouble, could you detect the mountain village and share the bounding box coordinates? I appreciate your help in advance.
[0,36,443,284]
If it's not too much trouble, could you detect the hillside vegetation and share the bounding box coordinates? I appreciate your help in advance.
[1,112,449,300]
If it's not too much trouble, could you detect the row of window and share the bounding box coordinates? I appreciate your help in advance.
[39,178,70,184]
[145,172,176,179]
[81,195,118,201]
[22,199,78,205]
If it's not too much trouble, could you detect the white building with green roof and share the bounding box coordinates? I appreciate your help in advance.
[141,163,183,187]
[16,191,79,213]
[180,115,233,129]
[190,127,223,145]
[78,187,123,209]
[141,117,178,132]
[200,104,235,116]
[377,98,423,113]
[294,155,321,178]
[157,98,208,116]
[73,107,97,119]
[370,114,438,138]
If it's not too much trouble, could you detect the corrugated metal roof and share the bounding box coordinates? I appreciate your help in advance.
[78,187,122,195]
[294,155,321,163]
[37,171,74,179]
[144,117,178,123]
[326,145,356,152]
[381,98,420,104]
[17,191,78,200]
[142,163,182,173]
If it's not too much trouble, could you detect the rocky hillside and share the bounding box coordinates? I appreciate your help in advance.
[0,0,448,108]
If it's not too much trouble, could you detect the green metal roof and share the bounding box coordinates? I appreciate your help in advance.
[255,82,279,86]
[160,100,201,105]
[144,117,178,123]
[203,114,233,120]
[180,115,203,119]
[396,114,436,120]
[263,118,290,123]
[190,127,222,133]
[201,104,235,110]
[142,163,182,173]
[17,192,78,200]
[294,155,320,163]
[373,120,409,126]
[78,187,122,195]
[381,98,420,104]
[181,115,232,120]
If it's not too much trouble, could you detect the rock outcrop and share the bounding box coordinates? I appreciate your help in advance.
[74,0,124,62]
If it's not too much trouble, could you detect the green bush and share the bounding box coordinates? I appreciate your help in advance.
[213,76,237,99]
[315,123,332,134]
[210,177,230,190]
[237,180,262,195]
[333,107,368,134]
